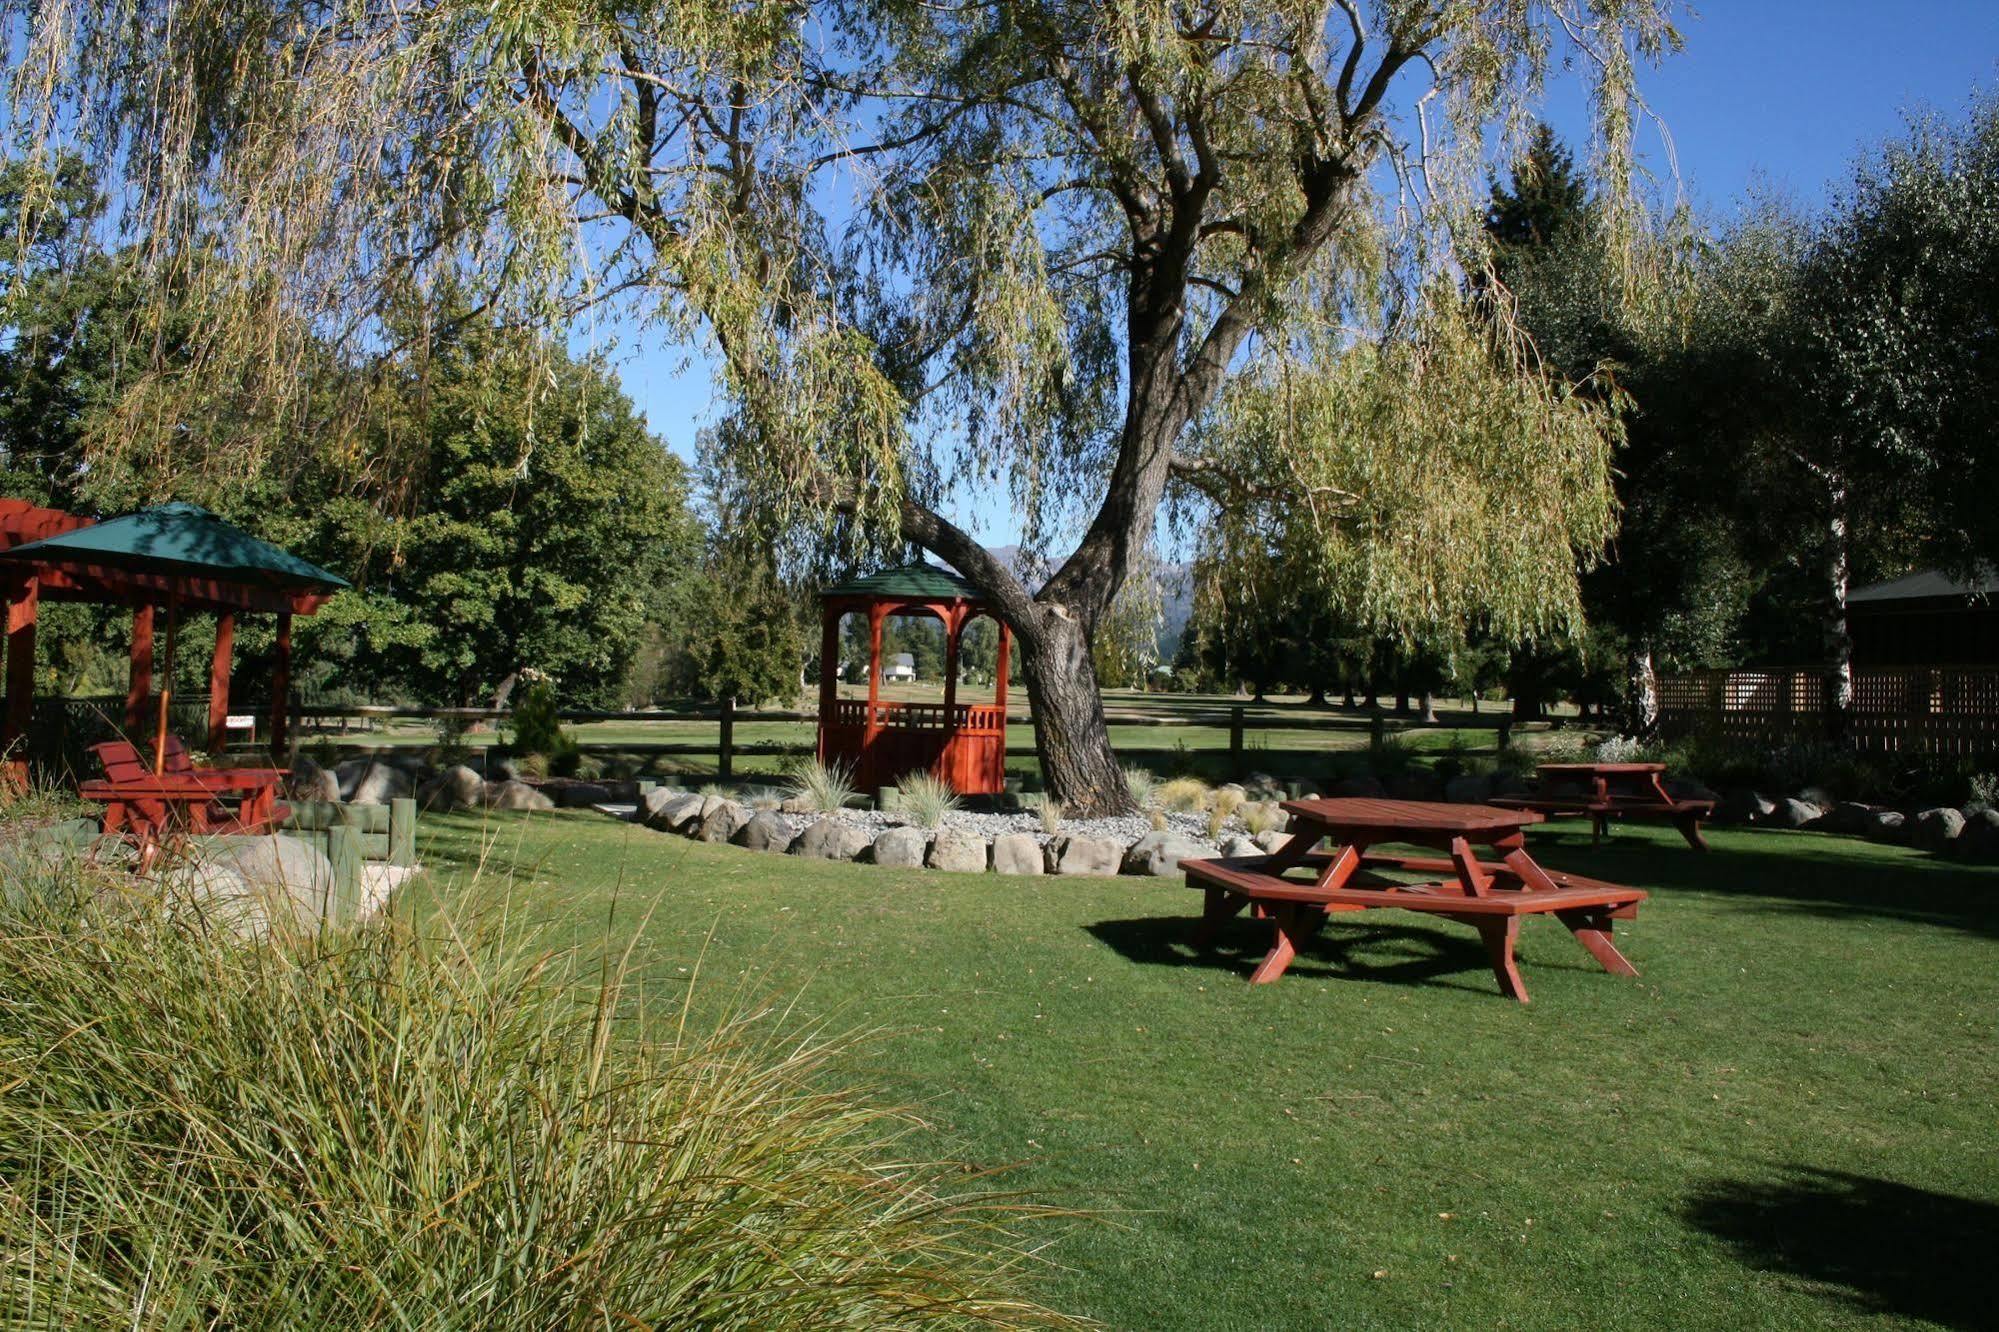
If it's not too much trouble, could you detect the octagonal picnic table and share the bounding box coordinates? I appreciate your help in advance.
[1181,797,1648,1003]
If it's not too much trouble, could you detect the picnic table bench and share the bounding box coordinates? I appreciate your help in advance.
[1181,797,1647,1003]
[79,739,288,866]
[1488,762,1714,850]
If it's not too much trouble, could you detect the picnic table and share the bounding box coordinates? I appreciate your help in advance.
[1181,797,1648,1003]
[1489,762,1714,850]
[79,739,287,867]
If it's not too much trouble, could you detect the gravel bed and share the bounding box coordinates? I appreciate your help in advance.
[772,804,1227,851]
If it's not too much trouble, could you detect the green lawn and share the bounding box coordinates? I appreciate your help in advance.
[409,810,1999,1330]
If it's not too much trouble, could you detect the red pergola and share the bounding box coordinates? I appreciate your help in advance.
[816,563,1012,795]
[0,498,340,774]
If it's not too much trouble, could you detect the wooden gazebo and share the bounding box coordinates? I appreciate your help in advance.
[817,563,1011,795]
[0,499,347,775]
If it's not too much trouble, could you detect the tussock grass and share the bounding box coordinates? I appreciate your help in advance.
[786,758,858,813]
[0,866,1076,1329]
[898,772,961,829]
[1154,777,1210,813]
[1122,766,1157,810]
[1239,801,1281,837]
[1038,798,1065,836]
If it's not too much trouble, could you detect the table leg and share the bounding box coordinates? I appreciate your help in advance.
[1498,843,1563,895]
[1190,886,1247,948]
[1674,814,1709,852]
[1474,916,1529,1002]
[1556,908,1639,976]
[1248,903,1305,985]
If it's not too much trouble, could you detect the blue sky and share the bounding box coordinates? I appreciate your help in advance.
[592,2,1999,541]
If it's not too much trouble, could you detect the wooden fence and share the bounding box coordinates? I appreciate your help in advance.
[1657,667,1999,757]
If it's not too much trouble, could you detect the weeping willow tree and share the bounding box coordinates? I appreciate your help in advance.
[4,0,1678,813]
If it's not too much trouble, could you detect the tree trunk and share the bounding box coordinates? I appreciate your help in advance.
[1419,691,1437,724]
[1625,645,1659,736]
[1822,483,1853,743]
[1018,614,1128,817]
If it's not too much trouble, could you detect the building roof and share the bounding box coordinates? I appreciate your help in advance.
[1848,567,1997,605]
[0,501,348,592]
[822,561,981,601]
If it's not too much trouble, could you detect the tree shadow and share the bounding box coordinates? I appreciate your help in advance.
[1684,1167,1999,1329]
[1085,913,1500,996]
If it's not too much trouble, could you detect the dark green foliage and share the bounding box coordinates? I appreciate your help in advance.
[504,675,573,759]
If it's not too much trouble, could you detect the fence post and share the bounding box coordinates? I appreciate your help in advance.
[1229,705,1245,779]
[718,696,734,782]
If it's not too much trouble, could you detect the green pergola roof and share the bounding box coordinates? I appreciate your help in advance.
[0,501,349,591]
[822,561,982,602]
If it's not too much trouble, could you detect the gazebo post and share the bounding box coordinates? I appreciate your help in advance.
[126,604,155,734]
[207,611,235,754]
[864,602,885,754]
[3,575,38,758]
[942,606,961,721]
[994,620,1011,715]
[271,612,293,761]
[817,606,839,765]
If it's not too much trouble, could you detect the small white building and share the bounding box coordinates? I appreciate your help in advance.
[882,651,917,683]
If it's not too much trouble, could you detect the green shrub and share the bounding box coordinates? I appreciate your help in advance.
[505,674,578,768]
[0,875,1074,1329]
[896,771,960,829]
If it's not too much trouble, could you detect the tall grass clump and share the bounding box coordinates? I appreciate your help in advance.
[897,771,961,829]
[1122,765,1158,810]
[786,757,857,813]
[0,869,1076,1329]
[1155,777,1210,813]
[1037,797,1065,835]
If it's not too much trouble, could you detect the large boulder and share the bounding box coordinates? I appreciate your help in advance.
[1121,830,1206,877]
[289,757,340,803]
[870,825,929,868]
[333,758,369,800]
[1443,773,1495,805]
[199,834,338,932]
[732,810,796,854]
[991,832,1044,877]
[1911,807,1967,854]
[1716,788,1776,826]
[645,791,706,833]
[927,829,988,874]
[789,818,871,861]
[1220,835,1260,859]
[350,761,412,806]
[555,781,614,809]
[1665,776,1720,803]
[420,764,486,812]
[1955,808,1999,863]
[1862,810,1908,843]
[1767,797,1826,830]
[698,800,751,844]
[1815,801,1885,836]
[1252,829,1289,855]
[1044,834,1122,877]
[485,780,555,812]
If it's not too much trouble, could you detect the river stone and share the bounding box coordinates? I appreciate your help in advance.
[698,800,750,844]
[646,791,706,833]
[1220,835,1260,859]
[927,829,988,873]
[1912,807,1966,853]
[790,818,871,861]
[732,810,796,853]
[421,764,485,812]
[1045,834,1122,877]
[290,757,341,803]
[871,825,929,868]
[991,832,1044,876]
[485,780,555,812]
[1253,829,1289,854]
[1122,830,1205,876]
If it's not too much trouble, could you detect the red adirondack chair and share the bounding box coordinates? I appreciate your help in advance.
[79,739,288,866]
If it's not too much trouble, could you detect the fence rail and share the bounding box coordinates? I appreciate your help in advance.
[1657,667,1999,757]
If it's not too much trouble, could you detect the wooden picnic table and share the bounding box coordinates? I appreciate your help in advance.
[79,739,287,868]
[1489,762,1714,850]
[1181,797,1647,1003]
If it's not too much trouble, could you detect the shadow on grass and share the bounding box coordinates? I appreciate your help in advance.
[1526,826,1999,940]
[1086,913,1503,997]
[1685,1168,1999,1329]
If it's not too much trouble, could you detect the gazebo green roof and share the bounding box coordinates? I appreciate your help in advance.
[0,502,348,591]
[822,561,982,601]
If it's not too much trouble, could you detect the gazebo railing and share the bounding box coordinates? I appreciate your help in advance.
[826,698,1006,733]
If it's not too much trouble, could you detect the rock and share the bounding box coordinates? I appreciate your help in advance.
[1332,775,1387,799]
[1862,810,1908,843]
[289,757,340,803]
[1955,808,1999,862]
[204,834,338,931]
[870,825,929,868]
[1220,835,1260,859]
[1386,769,1444,802]
[1121,830,1206,877]
[1665,776,1720,803]
[926,829,988,873]
[732,811,796,853]
[789,818,871,861]
[420,764,486,812]
[1252,829,1289,854]
[991,832,1045,876]
[555,781,614,809]
[645,791,706,833]
[698,799,750,844]
[350,761,411,806]
[1044,834,1122,877]
[1815,801,1883,836]
[333,758,368,800]
[1443,773,1495,805]
[1716,788,1776,825]
[779,795,819,815]
[484,780,555,812]
[1796,786,1836,812]
[1911,807,1966,854]
[1768,797,1826,830]
[1237,801,1289,834]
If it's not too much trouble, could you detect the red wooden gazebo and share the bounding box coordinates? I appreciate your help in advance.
[817,563,1011,794]
[0,498,344,776]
